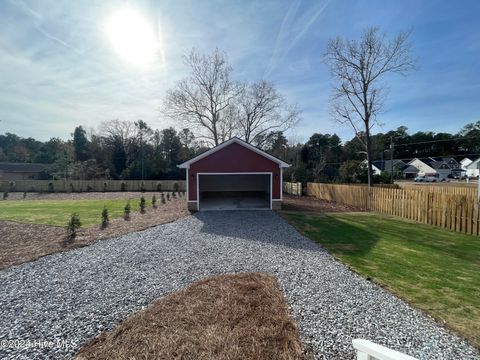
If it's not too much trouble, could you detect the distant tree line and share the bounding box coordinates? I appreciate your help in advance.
[1,120,478,184]
[283,121,480,184]
[0,121,207,180]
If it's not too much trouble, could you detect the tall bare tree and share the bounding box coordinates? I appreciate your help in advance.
[237,80,300,147]
[164,49,242,146]
[324,27,415,186]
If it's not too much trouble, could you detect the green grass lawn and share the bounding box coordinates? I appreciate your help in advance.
[0,199,142,227]
[284,211,480,348]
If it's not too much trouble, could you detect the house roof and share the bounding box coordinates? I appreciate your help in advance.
[460,157,473,165]
[410,157,447,170]
[177,137,291,169]
[0,162,50,173]
[403,165,419,173]
[466,157,480,169]
[371,159,406,171]
[431,157,458,165]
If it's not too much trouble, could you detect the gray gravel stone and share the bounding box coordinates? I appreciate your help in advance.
[0,211,478,359]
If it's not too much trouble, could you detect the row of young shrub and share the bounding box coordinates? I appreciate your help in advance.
[2,191,28,200]
[66,192,184,241]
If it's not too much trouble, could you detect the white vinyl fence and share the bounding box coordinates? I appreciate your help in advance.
[283,181,302,196]
[352,340,418,360]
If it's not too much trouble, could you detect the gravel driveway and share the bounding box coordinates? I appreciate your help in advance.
[0,211,478,359]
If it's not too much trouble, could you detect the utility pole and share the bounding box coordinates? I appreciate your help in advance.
[140,131,144,181]
[477,162,480,203]
[390,136,394,184]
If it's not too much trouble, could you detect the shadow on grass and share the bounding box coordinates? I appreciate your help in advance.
[284,212,380,256]
[194,210,380,256]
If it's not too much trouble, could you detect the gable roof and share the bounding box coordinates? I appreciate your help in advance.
[0,162,50,173]
[371,159,407,172]
[177,137,290,169]
[466,157,480,169]
[403,165,420,174]
[409,157,451,170]
[460,157,473,165]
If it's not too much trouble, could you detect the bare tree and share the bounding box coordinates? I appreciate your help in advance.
[237,80,300,147]
[164,48,242,146]
[99,119,137,156]
[324,27,415,186]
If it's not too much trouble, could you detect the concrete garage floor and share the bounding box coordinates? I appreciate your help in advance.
[200,196,270,210]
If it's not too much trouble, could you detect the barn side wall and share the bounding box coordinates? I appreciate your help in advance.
[187,142,281,201]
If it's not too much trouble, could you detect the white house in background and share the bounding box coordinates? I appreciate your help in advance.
[460,157,473,169]
[408,158,437,174]
[370,161,382,175]
[408,157,458,179]
[465,158,480,178]
[368,160,407,176]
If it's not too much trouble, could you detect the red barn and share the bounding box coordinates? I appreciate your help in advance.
[178,137,290,211]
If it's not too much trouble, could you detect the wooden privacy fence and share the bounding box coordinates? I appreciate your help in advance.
[398,183,477,197]
[0,180,186,193]
[283,182,302,196]
[308,183,480,236]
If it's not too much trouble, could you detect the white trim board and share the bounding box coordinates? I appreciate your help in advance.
[177,137,290,169]
[196,172,273,211]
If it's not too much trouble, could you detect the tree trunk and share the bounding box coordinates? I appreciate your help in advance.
[365,126,374,187]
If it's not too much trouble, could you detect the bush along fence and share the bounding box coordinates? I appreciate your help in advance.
[0,180,186,193]
[283,182,302,196]
[308,183,480,236]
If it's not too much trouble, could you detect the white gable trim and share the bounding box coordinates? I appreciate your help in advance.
[177,137,290,169]
[466,158,480,169]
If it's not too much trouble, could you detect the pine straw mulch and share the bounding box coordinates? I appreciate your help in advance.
[0,198,189,270]
[281,194,365,213]
[75,272,312,360]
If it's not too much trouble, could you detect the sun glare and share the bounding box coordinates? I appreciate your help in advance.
[105,7,158,66]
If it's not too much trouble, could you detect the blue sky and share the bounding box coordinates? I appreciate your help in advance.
[0,0,479,143]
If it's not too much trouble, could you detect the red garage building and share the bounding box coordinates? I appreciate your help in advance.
[178,137,290,211]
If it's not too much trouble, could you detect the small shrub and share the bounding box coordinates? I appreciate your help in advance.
[23,192,27,199]
[174,183,179,192]
[172,192,177,198]
[156,183,162,192]
[3,191,8,200]
[139,196,146,214]
[9,181,15,191]
[161,193,166,204]
[103,182,108,192]
[69,183,74,193]
[101,206,109,229]
[152,195,157,209]
[167,193,171,201]
[47,182,54,193]
[140,181,146,193]
[124,201,131,220]
[66,213,81,241]
[120,182,126,192]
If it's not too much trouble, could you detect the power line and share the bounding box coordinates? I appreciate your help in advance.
[320,152,480,166]
[392,135,480,147]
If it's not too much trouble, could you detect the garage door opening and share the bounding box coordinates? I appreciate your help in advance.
[198,173,271,211]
